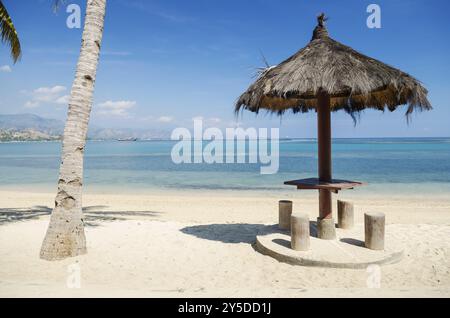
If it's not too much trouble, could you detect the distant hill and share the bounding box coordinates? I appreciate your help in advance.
[89,127,170,141]
[0,114,64,136]
[0,114,63,141]
[0,114,170,141]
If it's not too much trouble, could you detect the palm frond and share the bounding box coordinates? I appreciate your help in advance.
[0,0,21,63]
[52,0,66,13]
[259,50,270,68]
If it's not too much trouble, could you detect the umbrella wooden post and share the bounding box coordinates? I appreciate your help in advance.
[317,91,336,239]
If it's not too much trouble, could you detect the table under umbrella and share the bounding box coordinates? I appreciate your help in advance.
[236,14,431,240]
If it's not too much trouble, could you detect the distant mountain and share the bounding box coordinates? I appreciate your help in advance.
[0,114,171,141]
[0,113,64,136]
[88,127,170,140]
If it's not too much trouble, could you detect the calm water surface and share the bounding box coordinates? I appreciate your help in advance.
[0,138,449,196]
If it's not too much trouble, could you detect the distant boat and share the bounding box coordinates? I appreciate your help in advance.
[117,138,138,142]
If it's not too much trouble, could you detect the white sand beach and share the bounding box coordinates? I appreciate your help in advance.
[1,189,450,298]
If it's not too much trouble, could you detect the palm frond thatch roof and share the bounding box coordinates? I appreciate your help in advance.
[236,14,431,118]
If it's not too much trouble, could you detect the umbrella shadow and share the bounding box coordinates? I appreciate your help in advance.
[0,205,163,227]
[180,223,279,244]
[180,221,323,245]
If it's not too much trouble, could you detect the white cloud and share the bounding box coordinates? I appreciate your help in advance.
[97,100,136,117]
[138,115,176,124]
[24,101,40,108]
[157,116,174,123]
[55,95,70,105]
[24,85,68,108]
[34,86,66,95]
[191,116,222,126]
[0,65,12,73]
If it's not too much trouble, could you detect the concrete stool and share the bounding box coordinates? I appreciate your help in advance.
[365,212,385,250]
[278,200,293,230]
[337,200,354,229]
[291,214,310,251]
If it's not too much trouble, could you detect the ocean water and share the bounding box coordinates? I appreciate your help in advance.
[0,138,449,196]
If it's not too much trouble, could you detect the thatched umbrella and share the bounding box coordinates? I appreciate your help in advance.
[236,14,431,240]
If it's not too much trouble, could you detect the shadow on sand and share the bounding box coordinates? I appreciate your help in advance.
[340,237,365,247]
[180,223,280,244]
[180,221,323,245]
[0,205,163,227]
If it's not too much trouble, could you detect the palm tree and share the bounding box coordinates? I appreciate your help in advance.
[40,0,107,260]
[0,0,22,62]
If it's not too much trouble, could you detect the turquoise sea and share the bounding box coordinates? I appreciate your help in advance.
[1,138,449,196]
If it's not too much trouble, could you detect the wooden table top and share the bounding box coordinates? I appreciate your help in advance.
[284,178,366,193]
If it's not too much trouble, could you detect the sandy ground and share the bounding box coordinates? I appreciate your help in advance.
[0,189,450,298]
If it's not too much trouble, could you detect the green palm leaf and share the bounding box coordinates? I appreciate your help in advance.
[0,0,21,63]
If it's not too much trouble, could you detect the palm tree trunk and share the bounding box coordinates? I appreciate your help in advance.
[40,0,107,261]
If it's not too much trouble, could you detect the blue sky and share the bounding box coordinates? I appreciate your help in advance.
[0,0,449,137]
